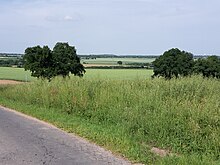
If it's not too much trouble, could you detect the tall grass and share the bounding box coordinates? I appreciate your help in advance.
[0,76,219,164]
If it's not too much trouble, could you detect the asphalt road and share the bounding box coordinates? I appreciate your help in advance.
[0,106,132,165]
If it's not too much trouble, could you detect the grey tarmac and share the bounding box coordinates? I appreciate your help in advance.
[0,106,132,165]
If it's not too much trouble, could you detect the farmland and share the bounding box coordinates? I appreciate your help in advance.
[0,67,153,81]
[81,57,155,67]
[0,57,219,164]
[0,67,35,81]
[0,55,155,80]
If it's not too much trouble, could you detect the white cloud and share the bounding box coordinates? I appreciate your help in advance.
[64,15,73,21]
[45,13,82,23]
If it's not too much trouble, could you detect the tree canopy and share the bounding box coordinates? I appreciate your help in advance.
[23,42,85,81]
[117,61,122,65]
[152,48,194,79]
[193,56,220,78]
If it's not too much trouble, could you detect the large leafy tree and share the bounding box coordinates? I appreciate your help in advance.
[193,56,220,78]
[23,42,85,81]
[24,45,53,79]
[52,42,85,77]
[152,48,194,79]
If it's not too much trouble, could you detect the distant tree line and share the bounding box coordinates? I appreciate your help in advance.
[152,48,220,79]
[0,53,23,57]
[0,57,23,67]
[79,54,160,59]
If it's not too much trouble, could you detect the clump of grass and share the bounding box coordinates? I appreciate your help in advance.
[0,76,219,164]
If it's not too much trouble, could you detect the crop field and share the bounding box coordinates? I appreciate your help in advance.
[84,69,153,80]
[0,56,18,59]
[81,57,155,66]
[0,67,35,81]
[0,67,153,81]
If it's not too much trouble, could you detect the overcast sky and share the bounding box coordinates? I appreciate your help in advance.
[0,0,220,55]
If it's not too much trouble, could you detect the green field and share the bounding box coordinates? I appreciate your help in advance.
[0,67,35,81]
[0,56,18,60]
[0,67,153,81]
[84,69,153,80]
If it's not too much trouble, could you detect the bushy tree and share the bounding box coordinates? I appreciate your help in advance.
[24,45,53,79]
[23,42,85,81]
[52,42,85,77]
[117,61,122,65]
[152,48,194,79]
[193,56,220,78]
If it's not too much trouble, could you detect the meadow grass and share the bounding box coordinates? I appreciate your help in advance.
[0,76,219,164]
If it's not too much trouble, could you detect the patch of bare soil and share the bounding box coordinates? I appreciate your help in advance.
[151,147,178,157]
[0,80,23,85]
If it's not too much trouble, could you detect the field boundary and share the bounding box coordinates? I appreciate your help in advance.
[0,80,24,84]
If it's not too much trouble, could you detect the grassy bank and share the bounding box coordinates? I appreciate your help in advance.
[0,76,219,164]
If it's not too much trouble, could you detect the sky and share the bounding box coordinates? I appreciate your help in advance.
[0,0,220,55]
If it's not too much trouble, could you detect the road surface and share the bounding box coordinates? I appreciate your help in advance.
[0,106,132,165]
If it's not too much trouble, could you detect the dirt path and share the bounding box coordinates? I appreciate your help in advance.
[0,80,23,85]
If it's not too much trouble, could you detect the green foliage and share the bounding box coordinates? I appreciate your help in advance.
[117,61,123,65]
[24,45,53,79]
[0,56,23,67]
[155,154,218,165]
[0,76,219,164]
[194,56,220,78]
[23,42,85,81]
[152,48,194,79]
[52,43,85,77]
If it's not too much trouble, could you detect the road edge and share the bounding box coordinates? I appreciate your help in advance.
[0,105,136,165]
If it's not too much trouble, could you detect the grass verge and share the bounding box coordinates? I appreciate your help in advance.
[0,76,219,164]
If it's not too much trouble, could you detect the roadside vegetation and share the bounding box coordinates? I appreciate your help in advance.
[0,76,219,164]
